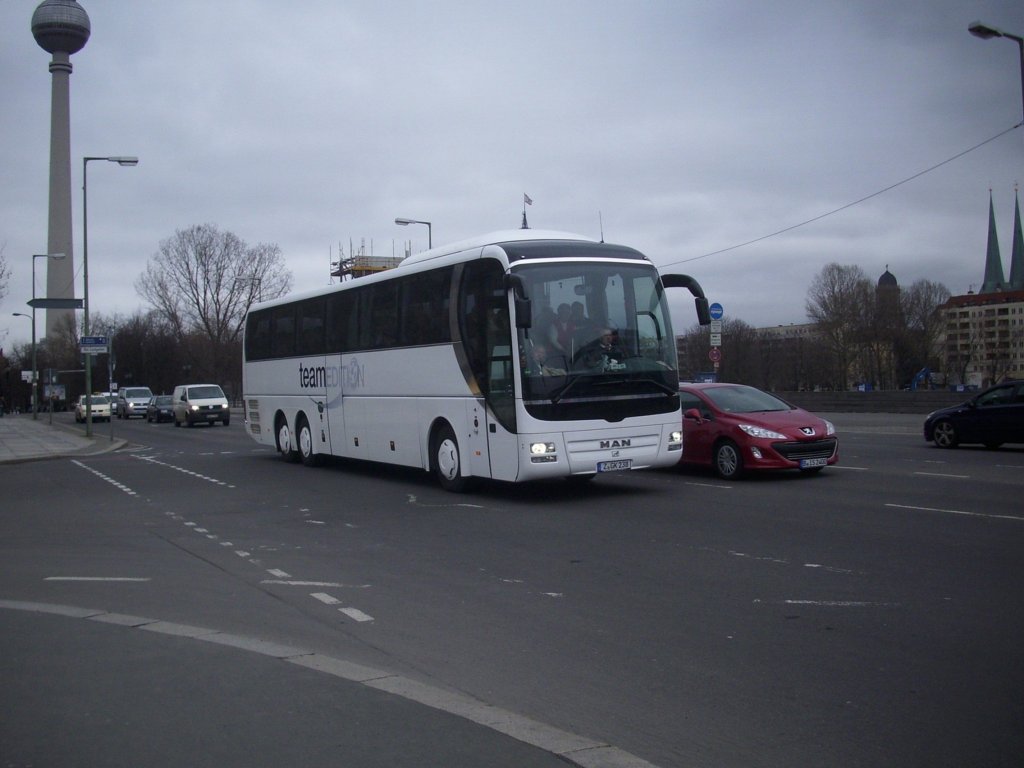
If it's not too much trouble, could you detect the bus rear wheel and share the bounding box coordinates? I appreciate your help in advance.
[432,424,469,493]
[297,415,322,467]
[276,417,299,463]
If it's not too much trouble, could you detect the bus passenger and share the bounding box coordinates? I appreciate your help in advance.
[551,303,574,354]
[570,302,597,348]
[526,344,566,376]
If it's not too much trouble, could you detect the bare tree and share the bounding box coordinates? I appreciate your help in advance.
[900,279,950,384]
[805,263,872,389]
[136,224,292,383]
[138,224,291,342]
[0,242,10,304]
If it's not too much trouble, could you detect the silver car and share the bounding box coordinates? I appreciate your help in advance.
[118,386,154,419]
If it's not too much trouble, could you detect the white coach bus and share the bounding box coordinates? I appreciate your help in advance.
[242,229,710,491]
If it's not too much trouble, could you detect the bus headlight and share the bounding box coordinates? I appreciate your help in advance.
[530,441,557,463]
[668,430,682,451]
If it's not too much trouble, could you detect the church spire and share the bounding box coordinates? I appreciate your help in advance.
[1009,186,1024,290]
[981,190,1006,293]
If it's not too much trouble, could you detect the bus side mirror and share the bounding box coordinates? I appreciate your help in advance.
[694,296,711,326]
[662,274,712,326]
[505,273,532,329]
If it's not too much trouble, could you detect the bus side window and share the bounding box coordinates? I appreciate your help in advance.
[296,298,325,356]
[327,290,358,353]
[399,267,452,346]
[245,310,272,361]
[271,306,296,358]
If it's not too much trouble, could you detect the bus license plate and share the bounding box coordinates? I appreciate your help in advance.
[799,457,828,469]
[597,459,632,473]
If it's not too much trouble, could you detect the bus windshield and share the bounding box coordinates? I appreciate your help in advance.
[515,260,679,421]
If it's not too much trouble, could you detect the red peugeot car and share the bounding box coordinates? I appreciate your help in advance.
[678,383,838,479]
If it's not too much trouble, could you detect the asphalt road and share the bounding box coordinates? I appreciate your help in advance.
[2,413,1022,767]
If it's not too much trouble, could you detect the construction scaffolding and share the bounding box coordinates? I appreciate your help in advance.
[331,238,406,281]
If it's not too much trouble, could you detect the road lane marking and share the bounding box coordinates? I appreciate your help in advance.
[886,503,1024,522]
[262,580,370,588]
[71,460,138,496]
[783,600,900,607]
[310,592,340,605]
[266,568,291,578]
[339,607,374,622]
[44,577,150,582]
[804,563,854,574]
[131,454,236,488]
[913,471,969,479]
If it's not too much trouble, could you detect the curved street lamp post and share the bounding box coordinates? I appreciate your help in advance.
[394,217,432,249]
[969,21,1024,127]
[11,313,32,413]
[82,155,137,436]
[18,252,66,418]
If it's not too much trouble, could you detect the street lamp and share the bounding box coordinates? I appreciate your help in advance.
[83,155,138,436]
[11,313,32,413]
[25,252,67,419]
[395,217,432,249]
[969,21,1024,126]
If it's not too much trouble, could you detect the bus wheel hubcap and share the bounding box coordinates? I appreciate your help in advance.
[438,439,459,479]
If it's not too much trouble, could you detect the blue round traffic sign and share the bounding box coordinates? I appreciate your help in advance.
[709,302,724,320]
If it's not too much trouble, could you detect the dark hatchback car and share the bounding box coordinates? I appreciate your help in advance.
[679,383,838,479]
[146,395,175,423]
[924,380,1024,449]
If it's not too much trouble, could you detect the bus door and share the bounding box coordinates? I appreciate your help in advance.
[459,259,520,481]
[485,337,519,481]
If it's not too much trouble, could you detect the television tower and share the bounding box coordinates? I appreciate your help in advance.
[31,0,90,339]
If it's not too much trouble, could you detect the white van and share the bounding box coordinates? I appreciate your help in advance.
[172,383,230,427]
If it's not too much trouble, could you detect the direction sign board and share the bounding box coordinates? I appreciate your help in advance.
[80,335,108,355]
[709,302,724,320]
[28,297,83,309]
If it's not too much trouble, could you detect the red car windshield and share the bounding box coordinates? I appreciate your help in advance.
[701,386,792,414]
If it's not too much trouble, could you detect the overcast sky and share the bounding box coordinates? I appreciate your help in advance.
[2,0,1023,349]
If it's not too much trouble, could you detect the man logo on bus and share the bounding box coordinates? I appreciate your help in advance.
[600,439,631,449]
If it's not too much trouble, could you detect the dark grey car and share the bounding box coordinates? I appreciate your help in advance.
[924,380,1024,448]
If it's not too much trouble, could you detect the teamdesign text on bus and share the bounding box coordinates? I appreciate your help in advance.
[298,360,364,390]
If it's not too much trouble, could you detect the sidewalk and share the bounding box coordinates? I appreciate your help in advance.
[0,412,125,464]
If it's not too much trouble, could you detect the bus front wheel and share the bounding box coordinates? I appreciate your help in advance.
[432,425,469,493]
[276,417,299,463]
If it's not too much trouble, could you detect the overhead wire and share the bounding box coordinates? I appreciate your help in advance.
[660,121,1023,269]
